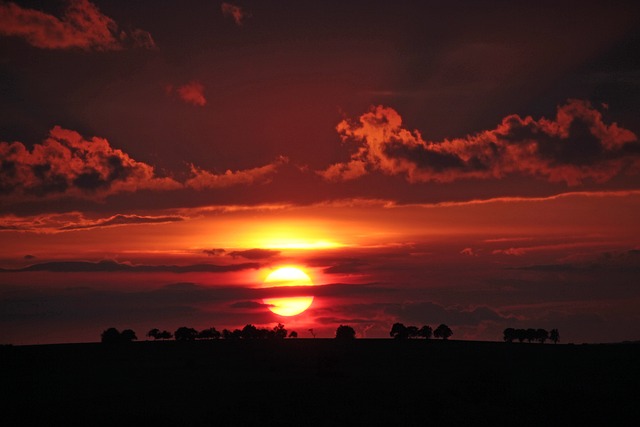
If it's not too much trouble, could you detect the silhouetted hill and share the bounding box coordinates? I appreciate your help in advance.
[2,340,639,426]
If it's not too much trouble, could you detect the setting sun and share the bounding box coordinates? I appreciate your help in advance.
[263,267,314,316]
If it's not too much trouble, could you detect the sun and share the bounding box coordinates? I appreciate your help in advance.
[263,267,314,316]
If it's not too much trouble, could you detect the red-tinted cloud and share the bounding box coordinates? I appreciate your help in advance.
[221,2,246,26]
[0,126,180,199]
[0,0,155,50]
[176,81,207,106]
[320,100,639,185]
[1,128,291,202]
[185,156,288,190]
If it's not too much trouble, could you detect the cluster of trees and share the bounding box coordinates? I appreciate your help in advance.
[102,323,459,342]
[101,328,138,343]
[144,324,297,341]
[389,323,453,340]
[503,328,559,343]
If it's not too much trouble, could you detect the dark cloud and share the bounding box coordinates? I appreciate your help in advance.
[228,249,281,260]
[229,301,270,310]
[23,254,36,260]
[0,260,261,273]
[512,248,640,272]
[203,249,226,256]
[323,260,368,274]
[0,0,156,50]
[320,100,639,185]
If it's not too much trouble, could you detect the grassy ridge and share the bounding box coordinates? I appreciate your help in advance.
[3,340,639,426]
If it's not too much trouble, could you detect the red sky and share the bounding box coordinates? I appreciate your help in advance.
[1,0,640,345]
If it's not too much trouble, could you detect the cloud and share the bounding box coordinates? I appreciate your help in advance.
[228,249,281,260]
[0,259,261,273]
[1,127,289,203]
[460,248,477,256]
[0,126,180,200]
[166,81,207,106]
[513,249,640,272]
[229,301,270,310]
[319,100,639,185]
[221,2,246,26]
[0,212,185,233]
[203,248,226,256]
[0,0,155,50]
[185,156,288,190]
[58,214,185,230]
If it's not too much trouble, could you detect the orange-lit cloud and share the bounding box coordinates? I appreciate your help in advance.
[1,128,293,202]
[320,100,639,185]
[0,212,185,233]
[185,156,288,190]
[221,2,246,26]
[172,81,207,106]
[0,126,180,199]
[0,0,155,50]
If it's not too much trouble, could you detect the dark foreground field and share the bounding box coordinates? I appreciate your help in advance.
[3,339,639,426]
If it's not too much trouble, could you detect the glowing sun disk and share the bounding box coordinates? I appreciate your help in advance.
[263,267,314,316]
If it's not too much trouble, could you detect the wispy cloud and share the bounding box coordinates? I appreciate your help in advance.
[185,156,288,190]
[221,2,247,26]
[319,100,639,185]
[166,81,207,106]
[0,0,155,50]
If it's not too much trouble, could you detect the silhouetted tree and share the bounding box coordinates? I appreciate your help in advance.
[335,325,356,340]
[120,329,137,342]
[101,327,121,343]
[158,330,173,340]
[241,324,259,339]
[288,331,298,338]
[269,323,287,339]
[515,329,526,343]
[407,326,420,339]
[308,328,316,338]
[434,324,453,340]
[503,328,516,343]
[536,329,549,344]
[175,326,198,341]
[550,328,560,344]
[198,327,221,340]
[418,325,433,339]
[390,322,409,339]
[147,328,160,340]
[223,328,242,339]
[525,328,537,343]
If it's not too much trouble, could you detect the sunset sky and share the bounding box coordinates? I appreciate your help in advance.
[1,0,639,345]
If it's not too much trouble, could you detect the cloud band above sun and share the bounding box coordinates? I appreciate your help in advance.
[319,100,639,185]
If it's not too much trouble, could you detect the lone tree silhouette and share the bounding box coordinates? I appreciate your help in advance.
[550,328,560,344]
[175,327,198,341]
[288,331,298,338]
[434,324,453,340]
[120,329,137,342]
[335,325,356,340]
[390,322,409,339]
[101,327,121,343]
